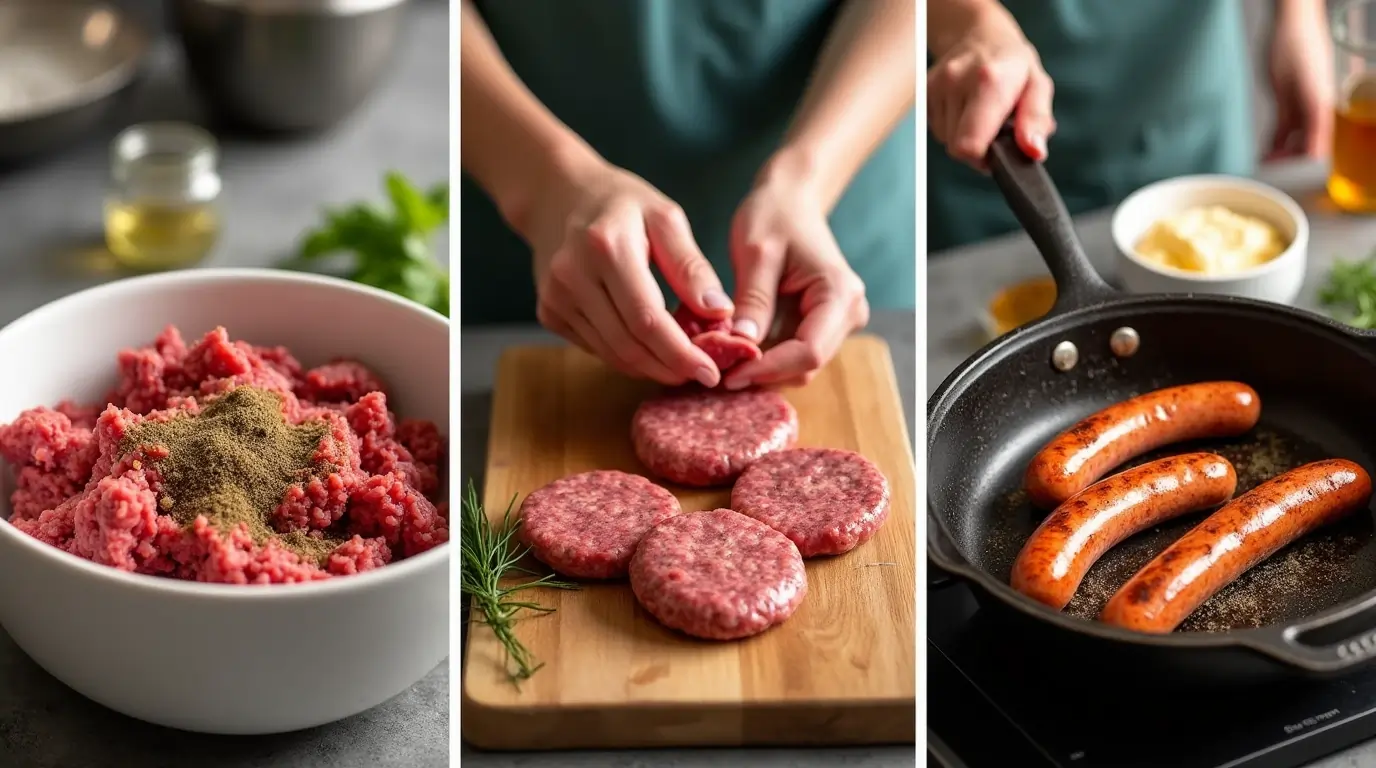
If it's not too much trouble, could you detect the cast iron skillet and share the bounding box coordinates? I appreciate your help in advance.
[927,128,1376,686]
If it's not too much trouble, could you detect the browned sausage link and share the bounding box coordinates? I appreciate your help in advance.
[1101,459,1373,634]
[1024,382,1260,509]
[1011,453,1237,611]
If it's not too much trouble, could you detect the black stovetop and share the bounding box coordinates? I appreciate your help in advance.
[927,584,1376,768]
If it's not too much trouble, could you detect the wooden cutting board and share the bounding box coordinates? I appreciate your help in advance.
[462,335,916,750]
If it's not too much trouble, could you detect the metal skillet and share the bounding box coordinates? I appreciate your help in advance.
[927,128,1376,686]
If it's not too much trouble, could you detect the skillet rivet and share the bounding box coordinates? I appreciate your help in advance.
[1110,327,1140,358]
[1052,341,1078,372]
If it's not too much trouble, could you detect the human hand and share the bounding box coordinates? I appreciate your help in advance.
[522,158,731,387]
[1267,1,1334,161]
[928,2,1055,169]
[721,165,870,390]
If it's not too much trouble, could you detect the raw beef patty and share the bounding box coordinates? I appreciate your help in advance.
[731,448,890,557]
[518,470,681,579]
[630,508,807,640]
[632,389,798,486]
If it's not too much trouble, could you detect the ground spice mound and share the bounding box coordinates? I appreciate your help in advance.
[121,386,348,562]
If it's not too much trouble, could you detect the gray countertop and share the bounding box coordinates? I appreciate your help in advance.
[0,2,449,767]
[927,160,1376,768]
[458,313,917,768]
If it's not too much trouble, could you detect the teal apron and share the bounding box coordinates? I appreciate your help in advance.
[928,0,1255,253]
[462,0,916,324]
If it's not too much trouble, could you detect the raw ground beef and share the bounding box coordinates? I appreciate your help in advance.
[731,448,891,557]
[672,306,760,375]
[632,388,798,487]
[629,508,807,640]
[0,325,448,585]
[518,470,681,579]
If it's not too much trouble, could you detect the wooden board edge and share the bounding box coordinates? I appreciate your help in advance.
[461,693,917,750]
[460,614,918,716]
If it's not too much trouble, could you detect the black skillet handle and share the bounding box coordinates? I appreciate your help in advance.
[1248,592,1376,673]
[986,126,1116,315]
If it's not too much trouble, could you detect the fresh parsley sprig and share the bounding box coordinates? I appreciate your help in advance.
[460,480,578,686]
[286,172,450,316]
[1320,255,1376,329]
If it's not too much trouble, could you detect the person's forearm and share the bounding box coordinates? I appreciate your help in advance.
[763,0,918,212]
[1274,0,1327,29]
[459,0,599,235]
[928,0,1008,61]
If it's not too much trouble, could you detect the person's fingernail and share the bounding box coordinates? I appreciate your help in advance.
[724,376,750,391]
[733,318,759,341]
[695,367,717,388]
[702,290,732,311]
[1030,133,1048,159]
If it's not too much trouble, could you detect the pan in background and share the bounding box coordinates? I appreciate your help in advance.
[0,1,149,166]
[927,128,1376,686]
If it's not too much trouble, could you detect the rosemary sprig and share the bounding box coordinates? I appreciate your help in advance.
[460,480,578,685]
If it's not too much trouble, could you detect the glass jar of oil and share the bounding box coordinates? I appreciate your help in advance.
[105,122,222,271]
[1330,0,1376,213]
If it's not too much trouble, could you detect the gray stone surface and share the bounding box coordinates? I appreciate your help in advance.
[458,314,917,767]
[927,160,1376,767]
[0,2,449,767]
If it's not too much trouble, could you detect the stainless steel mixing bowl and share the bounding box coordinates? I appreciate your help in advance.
[0,1,150,165]
[169,0,410,133]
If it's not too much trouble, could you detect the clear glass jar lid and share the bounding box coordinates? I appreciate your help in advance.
[110,121,222,204]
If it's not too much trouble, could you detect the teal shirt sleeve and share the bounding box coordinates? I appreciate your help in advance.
[928,0,1255,253]
[461,0,916,324]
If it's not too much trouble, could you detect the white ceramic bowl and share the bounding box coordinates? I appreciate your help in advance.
[0,268,449,735]
[1110,175,1309,305]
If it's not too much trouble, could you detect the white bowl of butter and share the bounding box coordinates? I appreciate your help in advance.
[1111,175,1308,305]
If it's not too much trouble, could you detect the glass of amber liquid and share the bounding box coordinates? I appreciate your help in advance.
[1331,0,1376,213]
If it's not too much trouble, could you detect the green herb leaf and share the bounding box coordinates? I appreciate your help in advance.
[460,480,578,686]
[285,172,450,316]
[386,171,446,235]
[1321,254,1376,329]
